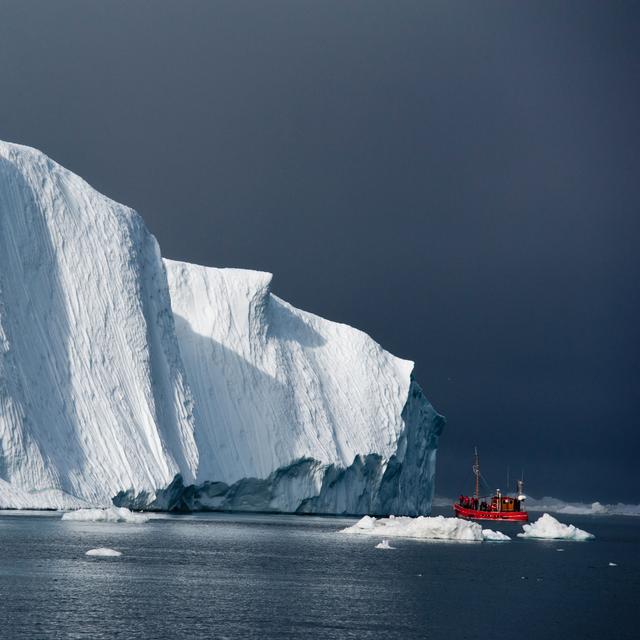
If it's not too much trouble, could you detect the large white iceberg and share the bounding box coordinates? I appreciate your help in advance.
[517,513,594,541]
[0,140,444,515]
[62,507,149,523]
[341,515,510,542]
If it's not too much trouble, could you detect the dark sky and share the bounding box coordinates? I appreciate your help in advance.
[1,1,638,502]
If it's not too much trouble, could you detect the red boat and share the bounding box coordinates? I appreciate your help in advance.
[453,448,528,522]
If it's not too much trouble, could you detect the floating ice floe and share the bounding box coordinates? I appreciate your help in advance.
[375,539,395,549]
[62,507,149,523]
[481,528,512,542]
[517,513,594,541]
[609,562,617,567]
[342,515,510,542]
[86,548,122,557]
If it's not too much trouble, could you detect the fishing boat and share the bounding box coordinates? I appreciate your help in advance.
[453,448,528,522]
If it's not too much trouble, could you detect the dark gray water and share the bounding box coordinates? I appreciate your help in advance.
[0,509,637,639]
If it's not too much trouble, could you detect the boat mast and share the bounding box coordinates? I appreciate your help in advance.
[473,447,480,500]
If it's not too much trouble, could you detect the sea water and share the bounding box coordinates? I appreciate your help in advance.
[0,509,637,639]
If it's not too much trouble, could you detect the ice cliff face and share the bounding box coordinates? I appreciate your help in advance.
[0,141,197,507]
[0,140,444,515]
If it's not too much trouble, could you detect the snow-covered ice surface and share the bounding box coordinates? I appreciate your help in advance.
[61,507,149,523]
[527,496,640,517]
[0,140,444,515]
[517,513,595,541]
[85,548,122,557]
[341,515,510,542]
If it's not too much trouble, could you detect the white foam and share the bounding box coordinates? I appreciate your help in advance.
[517,513,594,541]
[375,539,395,549]
[342,515,510,542]
[86,548,122,557]
[62,507,149,523]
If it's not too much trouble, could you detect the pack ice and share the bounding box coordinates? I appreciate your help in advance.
[0,140,444,515]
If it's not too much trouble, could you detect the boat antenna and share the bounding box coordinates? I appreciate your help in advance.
[473,447,480,500]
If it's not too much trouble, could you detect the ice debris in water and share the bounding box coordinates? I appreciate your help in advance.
[481,528,511,542]
[517,513,594,541]
[609,562,617,567]
[86,548,122,557]
[375,539,395,550]
[62,507,149,523]
[342,515,510,542]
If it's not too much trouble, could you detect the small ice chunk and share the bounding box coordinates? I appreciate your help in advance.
[609,562,617,567]
[481,529,511,541]
[517,513,594,541]
[375,539,395,549]
[86,548,122,557]
[62,507,149,524]
[556,548,564,552]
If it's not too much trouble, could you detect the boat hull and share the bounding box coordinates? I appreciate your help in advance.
[454,503,528,522]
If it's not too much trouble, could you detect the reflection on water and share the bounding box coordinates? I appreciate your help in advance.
[0,510,638,639]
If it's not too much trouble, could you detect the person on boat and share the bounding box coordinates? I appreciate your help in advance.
[459,495,464,506]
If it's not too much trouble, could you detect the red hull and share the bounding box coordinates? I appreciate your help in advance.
[454,503,528,522]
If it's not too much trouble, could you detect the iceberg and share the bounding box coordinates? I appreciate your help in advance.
[517,513,594,541]
[0,140,444,515]
[375,539,395,549]
[62,507,149,523]
[151,260,445,515]
[85,548,122,557]
[341,515,510,542]
[481,528,511,541]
